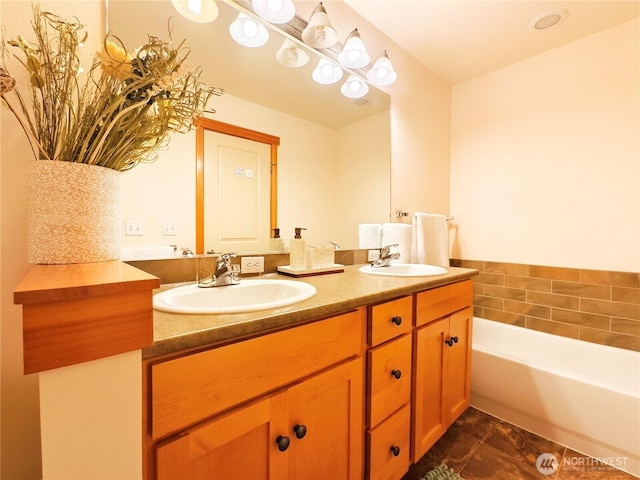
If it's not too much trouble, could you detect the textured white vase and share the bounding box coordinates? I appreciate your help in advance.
[28,161,122,264]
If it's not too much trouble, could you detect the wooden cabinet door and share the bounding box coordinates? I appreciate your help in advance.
[445,307,473,422]
[411,317,448,462]
[285,358,364,480]
[155,394,287,480]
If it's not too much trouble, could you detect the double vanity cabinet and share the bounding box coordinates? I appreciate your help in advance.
[143,267,476,480]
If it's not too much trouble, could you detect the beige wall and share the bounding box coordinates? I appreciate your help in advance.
[450,19,640,273]
[0,1,104,478]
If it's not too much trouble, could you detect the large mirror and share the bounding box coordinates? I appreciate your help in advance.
[111,0,391,255]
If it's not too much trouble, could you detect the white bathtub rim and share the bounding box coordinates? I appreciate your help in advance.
[472,317,640,397]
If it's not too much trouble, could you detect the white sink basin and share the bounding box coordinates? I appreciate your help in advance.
[359,263,448,277]
[153,279,317,314]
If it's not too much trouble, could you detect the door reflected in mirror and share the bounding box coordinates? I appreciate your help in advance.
[196,119,278,254]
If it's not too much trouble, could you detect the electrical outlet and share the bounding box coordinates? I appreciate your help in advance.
[367,249,380,262]
[241,256,264,274]
[125,220,144,236]
[162,221,177,236]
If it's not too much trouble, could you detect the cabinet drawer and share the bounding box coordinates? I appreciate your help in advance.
[151,309,365,440]
[369,296,413,346]
[415,280,473,327]
[367,334,412,427]
[367,404,411,480]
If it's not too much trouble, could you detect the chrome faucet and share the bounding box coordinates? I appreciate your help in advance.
[371,244,401,267]
[198,252,240,288]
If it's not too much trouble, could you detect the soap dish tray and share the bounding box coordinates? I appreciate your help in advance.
[277,264,345,277]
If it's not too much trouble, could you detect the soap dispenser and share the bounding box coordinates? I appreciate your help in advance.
[270,228,284,252]
[289,227,307,270]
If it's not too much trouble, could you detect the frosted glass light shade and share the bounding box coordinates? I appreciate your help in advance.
[337,29,370,69]
[366,50,397,86]
[312,58,343,85]
[341,74,369,99]
[229,13,269,48]
[252,0,295,24]
[302,3,339,49]
[276,39,310,68]
[171,0,219,23]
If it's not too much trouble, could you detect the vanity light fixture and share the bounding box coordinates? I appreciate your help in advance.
[340,74,369,99]
[366,50,397,86]
[252,0,295,24]
[301,2,339,49]
[229,12,269,47]
[171,0,219,23]
[312,58,344,84]
[337,28,370,69]
[276,39,310,68]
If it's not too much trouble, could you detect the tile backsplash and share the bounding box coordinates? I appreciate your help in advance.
[451,259,640,352]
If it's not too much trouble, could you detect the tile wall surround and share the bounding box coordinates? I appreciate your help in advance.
[451,259,640,352]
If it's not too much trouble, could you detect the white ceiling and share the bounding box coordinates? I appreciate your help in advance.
[344,0,640,85]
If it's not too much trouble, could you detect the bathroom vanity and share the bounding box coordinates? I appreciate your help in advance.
[14,261,476,479]
[143,265,477,480]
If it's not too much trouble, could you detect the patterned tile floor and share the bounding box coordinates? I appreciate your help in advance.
[402,407,637,480]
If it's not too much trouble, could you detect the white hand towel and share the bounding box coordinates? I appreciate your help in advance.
[381,223,413,263]
[358,223,382,249]
[411,213,449,267]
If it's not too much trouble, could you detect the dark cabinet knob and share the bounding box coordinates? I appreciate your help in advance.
[293,424,307,439]
[390,445,401,457]
[391,369,402,380]
[275,435,290,452]
[391,316,402,326]
[446,336,459,347]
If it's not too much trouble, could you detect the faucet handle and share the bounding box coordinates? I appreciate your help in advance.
[380,244,398,255]
[218,252,237,265]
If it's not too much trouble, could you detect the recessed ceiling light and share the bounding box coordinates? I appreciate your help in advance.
[529,9,569,30]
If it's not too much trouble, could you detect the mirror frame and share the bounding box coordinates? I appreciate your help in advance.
[195,118,280,254]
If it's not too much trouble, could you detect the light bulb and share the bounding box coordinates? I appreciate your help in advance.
[366,50,397,86]
[252,0,295,24]
[337,29,370,69]
[312,58,343,85]
[302,3,339,49]
[229,13,269,47]
[341,74,369,99]
[276,39,310,68]
[171,0,219,23]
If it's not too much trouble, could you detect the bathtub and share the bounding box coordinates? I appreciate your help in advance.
[471,317,640,477]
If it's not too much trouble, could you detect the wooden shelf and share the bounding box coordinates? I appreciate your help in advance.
[14,261,160,374]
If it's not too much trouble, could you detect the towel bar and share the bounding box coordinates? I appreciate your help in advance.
[395,210,454,221]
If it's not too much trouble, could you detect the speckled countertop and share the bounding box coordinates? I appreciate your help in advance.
[144,264,478,359]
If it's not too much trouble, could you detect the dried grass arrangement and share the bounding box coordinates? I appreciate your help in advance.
[0,4,222,171]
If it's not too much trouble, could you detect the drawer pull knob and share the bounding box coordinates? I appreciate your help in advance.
[391,369,402,380]
[293,424,307,439]
[390,445,401,457]
[275,435,290,452]
[445,336,459,347]
[391,316,402,326]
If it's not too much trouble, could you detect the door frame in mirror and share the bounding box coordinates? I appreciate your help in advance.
[195,118,280,254]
